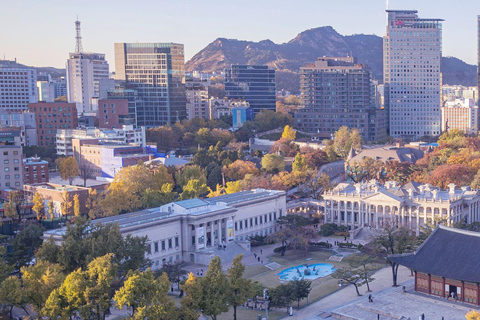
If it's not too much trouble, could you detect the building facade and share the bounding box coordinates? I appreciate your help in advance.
[389,226,480,306]
[384,10,443,139]
[23,156,49,184]
[0,145,23,189]
[225,65,275,114]
[322,180,480,236]
[37,75,69,103]
[0,61,38,112]
[209,98,250,120]
[294,57,386,142]
[185,78,209,120]
[114,43,186,126]
[0,111,37,146]
[56,125,146,157]
[98,99,134,129]
[43,189,286,267]
[28,102,78,147]
[232,106,254,128]
[441,99,478,135]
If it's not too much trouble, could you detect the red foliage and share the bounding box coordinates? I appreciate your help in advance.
[424,164,475,189]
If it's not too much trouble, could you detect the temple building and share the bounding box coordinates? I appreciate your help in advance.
[389,225,480,306]
[43,189,286,267]
[322,180,480,235]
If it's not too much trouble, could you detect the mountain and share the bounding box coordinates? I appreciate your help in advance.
[0,60,65,79]
[186,27,477,93]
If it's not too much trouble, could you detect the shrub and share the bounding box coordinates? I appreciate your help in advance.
[273,246,286,253]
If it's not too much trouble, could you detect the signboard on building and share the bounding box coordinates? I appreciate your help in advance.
[197,226,205,249]
[227,219,234,240]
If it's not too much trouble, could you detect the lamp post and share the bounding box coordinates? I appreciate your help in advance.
[264,289,269,320]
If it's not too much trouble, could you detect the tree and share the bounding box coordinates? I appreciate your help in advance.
[21,261,65,315]
[142,184,176,209]
[270,138,299,157]
[175,165,207,189]
[385,161,415,184]
[292,153,309,173]
[198,256,229,320]
[425,164,476,189]
[60,189,72,218]
[345,254,376,292]
[368,225,415,286]
[207,165,223,189]
[180,179,208,200]
[47,200,55,219]
[86,188,102,219]
[73,194,81,217]
[32,191,46,220]
[160,261,187,290]
[8,224,45,269]
[333,267,364,296]
[0,276,27,319]
[56,156,79,185]
[84,254,117,320]
[301,147,328,169]
[0,247,13,284]
[333,127,362,159]
[281,125,296,140]
[223,160,259,181]
[227,254,253,320]
[290,278,312,308]
[79,162,95,187]
[261,154,285,173]
[180,273,202,320]
[269,282,294,311]
[3,190,24,220]
[466,310,480,320]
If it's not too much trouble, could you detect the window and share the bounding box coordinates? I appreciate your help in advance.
[154,242,159,253]
[255,217,258,226]
[4,167,9,172]
[13,151,18,155]
[13,159,18,164]
[279,209,283,217]
[3,160,8,164]
[3,151,7,156]
[250,218,253,227]
[168,239,172,249]
[169,256,173,262]
[274,212,277,220]
[5,175,9,179]
[175,237,179,247]
[15,182,20,186]
[146,243,152,254]
[192,236,195,245]
[269,213,272,222]
[14,174,19,179]
[235,222,238,231]
[240,221,243,230]
[14,167,19,171]
[161,240,166,251]
[260,216,262,224]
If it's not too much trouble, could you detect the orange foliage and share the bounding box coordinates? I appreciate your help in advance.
[424,164,476,189]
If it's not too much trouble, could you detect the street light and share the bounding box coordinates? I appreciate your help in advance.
[263,289,269,320]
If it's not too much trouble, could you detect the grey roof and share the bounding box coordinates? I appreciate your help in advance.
[174,198,209,209]
[388,225,480,283]
[204,189,283,206]
[403,181,421,192]
[349,147,424,164]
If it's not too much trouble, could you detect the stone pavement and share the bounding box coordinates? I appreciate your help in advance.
[287,266,414,320]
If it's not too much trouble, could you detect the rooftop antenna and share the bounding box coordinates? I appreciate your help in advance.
[75,16,83,53]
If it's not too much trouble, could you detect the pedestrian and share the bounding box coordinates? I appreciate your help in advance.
[421,313,425,320]
[344,236,347,241]
[261,249,263,255]
[377,314,380,320]
[368,294,373,303]
[261,260,263,264]
[254,253,257,258]
[258,257,260,262]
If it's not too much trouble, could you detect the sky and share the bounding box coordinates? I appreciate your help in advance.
[0,0,479,70]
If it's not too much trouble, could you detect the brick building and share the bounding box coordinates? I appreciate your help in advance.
[98,99,133,129]
[28,102,78,146]
[23,156,49,184]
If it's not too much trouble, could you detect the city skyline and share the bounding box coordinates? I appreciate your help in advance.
[0,0,479,70]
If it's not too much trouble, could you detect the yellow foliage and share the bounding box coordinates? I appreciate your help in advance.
[466,310,480,320]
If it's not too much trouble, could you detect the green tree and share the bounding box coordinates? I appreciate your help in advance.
[56,156,79,185]
[180,179,209,200]
[0,276,27,320]
[160,261,187,290]
[292,153,309,173]
[180,273,202,320]
[21,260,65,315]
[8,223,45,269]
[32,192,46,220]
[0,247,13,284]
[73,194,81,217]
[269,282,294,311]
[198,256,229,320]
[290,278,312,308]
[196,127,212,146]
[333,126,362,159]
[227,254,253,320]
[345,254,376,292]
[175,165,207,189]
[261,154,285,173]
[281,125,296,140]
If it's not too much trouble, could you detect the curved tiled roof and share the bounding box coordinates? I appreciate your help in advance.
[388,225,480,283]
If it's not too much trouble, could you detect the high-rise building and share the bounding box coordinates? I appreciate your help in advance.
[225,65,276,114]
[384,10,443,139]
[441,99,478,135]
[0,111,37,146]
[294,57,386,142]
[114,43,187,126]
[66,20,110,115]
[37,75,68,102]
[0,60,38,112]
[185,77,209,120]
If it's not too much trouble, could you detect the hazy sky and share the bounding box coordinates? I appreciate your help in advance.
[1,0,479,70]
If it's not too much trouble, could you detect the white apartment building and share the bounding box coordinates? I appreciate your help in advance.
[384,10,443,139]
[322,180,480,236]
[0,145,24,189]
[66,52,110,115]
[186,78,209,120]
[43,189,286,267]
[209,98,250,120]
[0,62,38,112]
[56,125,146,156]
[441,99,478,135]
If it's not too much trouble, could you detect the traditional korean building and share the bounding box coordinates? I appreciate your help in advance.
[389,225,480,306]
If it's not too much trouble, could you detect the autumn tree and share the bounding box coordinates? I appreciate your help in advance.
[227,254,253,320]
[466,310,480,320]
[270,138,300,157]
[333,126,362,159]
[223,160,259,181]
[292,153,309,173]
[424,164,476,189]
[60,189,72,217]
[0,276,27,319]
[159,261,187,290]
[301,146,328,169]
[261,154,285,173]
[73,194,81,217]
[281,125,297,140]
[175,165,207,189]
[3,190,24,220]
[385,160,416,184]
[47,200,54,219]
[56,156,79,185]
[32,191,46,220]
[180,273,202,320]
[180,179,208,200]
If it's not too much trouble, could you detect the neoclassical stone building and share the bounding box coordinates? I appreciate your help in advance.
[322,180,480,235]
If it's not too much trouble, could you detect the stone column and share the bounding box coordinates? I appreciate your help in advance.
[409,206,413,230]
[375,206,379,229]
[351,202,355,231]
[416,207,420,237]
[324,200,328,223]
[218,219,222,244]
[431,207,435,225]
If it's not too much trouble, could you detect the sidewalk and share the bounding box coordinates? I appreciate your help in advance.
[287,265,413,320]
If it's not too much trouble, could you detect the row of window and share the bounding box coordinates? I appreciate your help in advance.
[147,236,180,255]
[154,254,180,267]
[234,210,282,232]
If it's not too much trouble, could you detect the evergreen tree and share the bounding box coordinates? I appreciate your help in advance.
[227,254,253,320]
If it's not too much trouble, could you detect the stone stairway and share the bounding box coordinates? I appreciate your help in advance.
[211,241,253,265]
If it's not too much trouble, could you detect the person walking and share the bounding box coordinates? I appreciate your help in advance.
[368,294,373,303]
